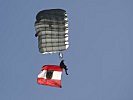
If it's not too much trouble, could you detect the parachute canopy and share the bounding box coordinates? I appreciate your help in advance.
[35,9,69,54]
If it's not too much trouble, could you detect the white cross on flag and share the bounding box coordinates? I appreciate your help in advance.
[37,65,63,88]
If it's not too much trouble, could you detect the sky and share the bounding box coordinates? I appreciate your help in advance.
[0,0,133,100]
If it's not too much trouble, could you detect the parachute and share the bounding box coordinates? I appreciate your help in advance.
[34,9,69,88]
[34,9,69,58]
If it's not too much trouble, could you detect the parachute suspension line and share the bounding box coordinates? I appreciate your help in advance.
[59,52,63,59]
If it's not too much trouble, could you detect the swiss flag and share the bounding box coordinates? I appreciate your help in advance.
[37,65,63,88]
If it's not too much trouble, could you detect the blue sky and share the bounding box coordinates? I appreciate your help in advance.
[0,0,133,100]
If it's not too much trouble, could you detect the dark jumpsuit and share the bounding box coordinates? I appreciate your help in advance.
[60,60,68,75]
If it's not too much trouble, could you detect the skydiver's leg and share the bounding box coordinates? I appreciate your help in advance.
[64,68,68,75]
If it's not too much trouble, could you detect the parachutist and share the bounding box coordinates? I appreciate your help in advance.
[60,60,68,75]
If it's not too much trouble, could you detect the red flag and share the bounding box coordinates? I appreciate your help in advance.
[37,65,63,88]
